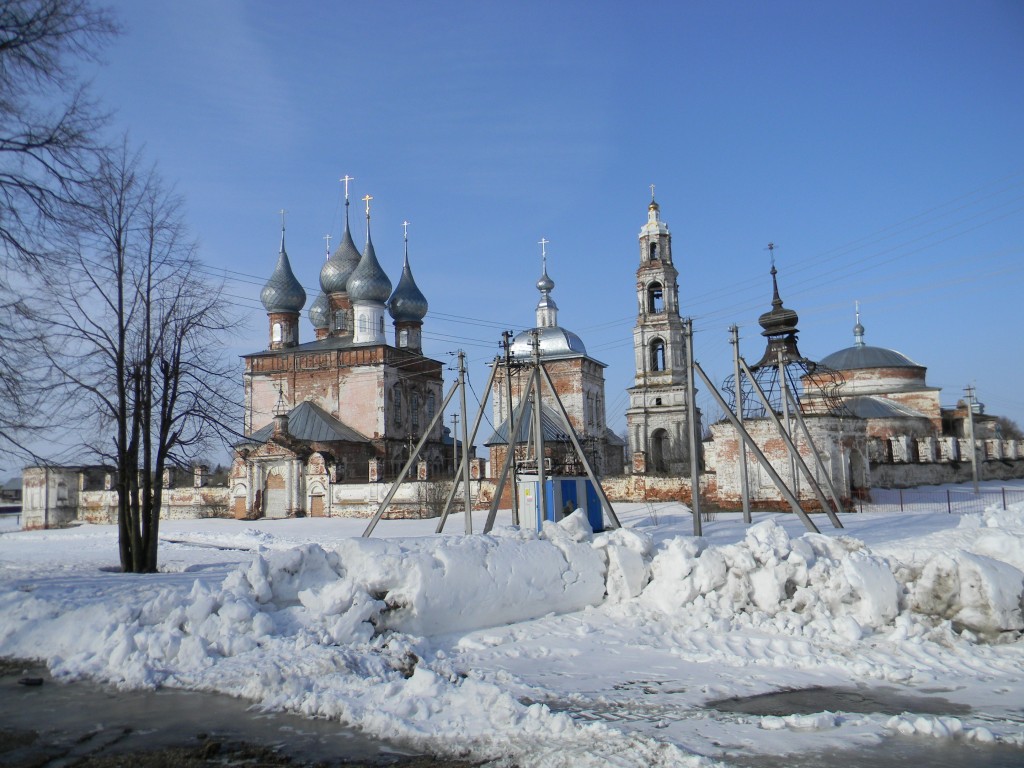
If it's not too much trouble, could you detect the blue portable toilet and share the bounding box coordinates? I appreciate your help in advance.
[516,474,604,532]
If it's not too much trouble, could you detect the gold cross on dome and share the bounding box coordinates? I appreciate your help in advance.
[362,194,373,216]
[340,175,354,200]
[650,183,656,200]
[538,237,549,258]
[278,208,287,229]
[402,220,410,239]
[323,233,332,257]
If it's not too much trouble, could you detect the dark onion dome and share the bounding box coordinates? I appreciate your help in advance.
[757,264,798,338]
[347,223,392,304]
[308,291,329,329]
[388,240,428,322]
[260,227,306,313]
[320,201,362,293]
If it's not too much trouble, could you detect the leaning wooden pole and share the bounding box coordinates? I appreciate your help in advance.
[730,325,752,524]
[362,377,461,537]
[537,363,620,529]
[484,367,540,533]
[683,318,702,536]
[691,360,820,533]
[436,356,501,534]
[739,357,843,529]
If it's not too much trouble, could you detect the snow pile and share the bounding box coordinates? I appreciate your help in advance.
[639,516,1024,637]
[641,520,900,638]
[883,714,1005,744]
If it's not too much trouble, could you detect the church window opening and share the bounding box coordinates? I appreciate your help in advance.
[649,242,659,261]
[393,387,402,426]
[358,314,368,334]
[411,393,421,431]
[647,282,664,313]
[333,310,346,332]
[650,338,666,372]
[427,392,436,421]
[399,328,409,347]
[272,322,282,343]
[379,316,385,334]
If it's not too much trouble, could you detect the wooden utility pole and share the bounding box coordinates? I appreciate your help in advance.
[965,385,980,494]
[683,318,702,536]
[730,325,752,524]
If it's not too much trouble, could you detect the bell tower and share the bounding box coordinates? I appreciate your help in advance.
[625,190,697,474]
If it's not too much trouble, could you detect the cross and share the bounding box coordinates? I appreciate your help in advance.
[538,237,549,258]
[340,174,354,200]
[402,220,410,240]
[278,208,287,229]
[766,241,776,267]
[323,233,332,258]
[650,183,656,200]
[362,194,373,216]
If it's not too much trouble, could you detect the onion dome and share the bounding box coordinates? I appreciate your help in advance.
[757,263,799,338]
[347,205,392,303]
[308,291,329,329]
[320,199,362,294]
[260,224,306,313]
[388,231,428,322]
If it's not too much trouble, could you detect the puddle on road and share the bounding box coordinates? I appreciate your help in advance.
[726,739,1024,768]
[0,661,437,767]
[706,685,971,717]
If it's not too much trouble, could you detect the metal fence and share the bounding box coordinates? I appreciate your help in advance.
[859,487,1024,515]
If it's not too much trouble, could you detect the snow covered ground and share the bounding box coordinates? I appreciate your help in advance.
[1,481,1023,767]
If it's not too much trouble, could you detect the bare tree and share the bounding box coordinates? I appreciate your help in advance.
[0,0,117,457]
[45,142,238,572]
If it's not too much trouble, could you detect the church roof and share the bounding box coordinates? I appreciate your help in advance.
[819,313,922,371]
[820,345,922,371]
[510,326,591,360]
[243,401,369,445]
[842,395,928,420]
[484,399,574,446]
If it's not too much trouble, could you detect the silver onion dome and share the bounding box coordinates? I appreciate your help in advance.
[308,291,329,329]
[320,202,362,294]
[260,228,306,313]
[347,225,392,304]
[388,236,428,323]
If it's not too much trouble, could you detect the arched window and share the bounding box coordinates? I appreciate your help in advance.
[649,338,666,372]
[272,322,282,343]
[398,328,409,347]
[647,282,664,313]
[393,387,402,426]
[427,392,436,421]
[649,242,659,261]
[333,310,346,332]
[358,314,368,334]
[379,316,385,334]
[411,393,421,431]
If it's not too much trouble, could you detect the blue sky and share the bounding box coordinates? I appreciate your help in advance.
[86,0,1024,440]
